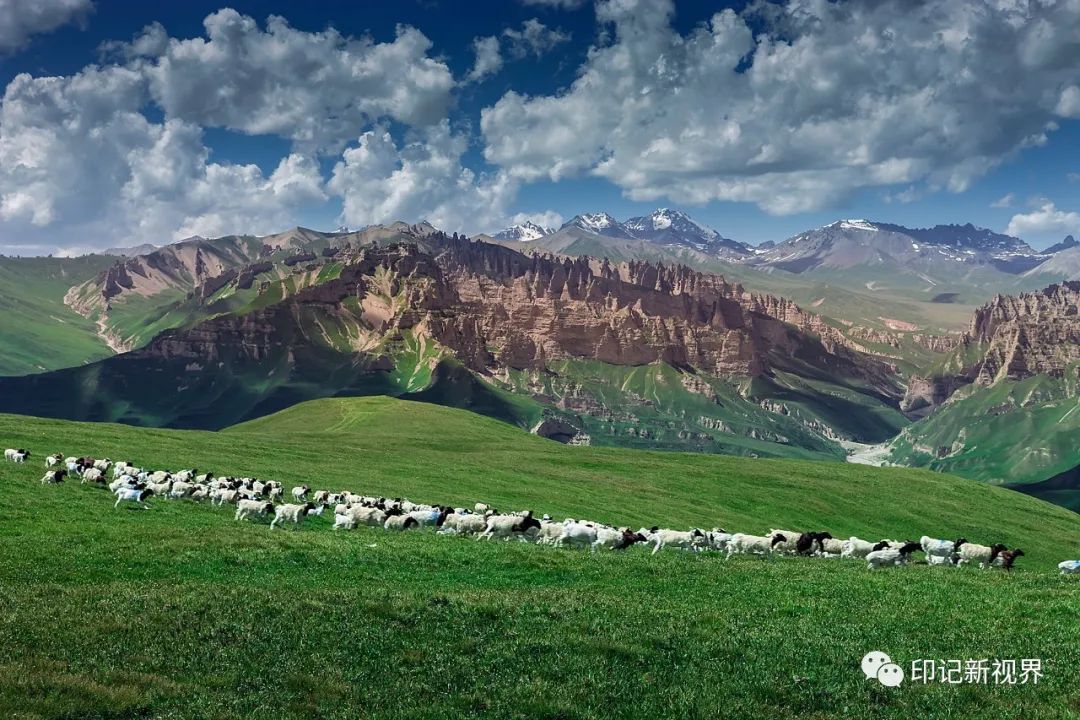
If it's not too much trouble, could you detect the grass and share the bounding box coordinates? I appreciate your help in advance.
[1,397,1079,719]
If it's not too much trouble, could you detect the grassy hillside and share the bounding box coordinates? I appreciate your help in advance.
[1,399,1078,719]
[0,254,116,375]
[889,374,1080,510]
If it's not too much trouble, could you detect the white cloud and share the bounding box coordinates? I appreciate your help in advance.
[991,193,1016,208]
[139,10,455,151]
[328,122,519,235]
[0,0,92,53]
[509,210,564,230]
[1006,202,1080,240]
[481,0,1080,215]
[467,36,503,83]
[502,18,570,59]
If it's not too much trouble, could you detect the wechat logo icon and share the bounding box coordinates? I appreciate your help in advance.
[862,651,904,687]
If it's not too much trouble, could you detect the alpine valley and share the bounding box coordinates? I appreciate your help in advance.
[4,209,1080,510]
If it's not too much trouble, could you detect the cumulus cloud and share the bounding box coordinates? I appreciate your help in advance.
[0,8,462,253]
[481,0,1080,215]
[0,0,92,53]
[467,35,504,82]
[1006,202,1080,241]
[328,122,519,234]
[467,19,569,83]
[510,210,564,230]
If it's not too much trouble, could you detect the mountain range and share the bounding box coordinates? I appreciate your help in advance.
[3,212,1080,510]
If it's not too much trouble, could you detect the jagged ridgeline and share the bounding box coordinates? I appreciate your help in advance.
[0,226,907,459]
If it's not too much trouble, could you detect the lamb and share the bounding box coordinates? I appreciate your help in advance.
[726,532,787,559]
[649,528,708,555]
[955,541,1007,569]
[478,512,542,540]
[1058,560,1080,575]
[114,487,153,509]
[4,448,29,463]
[270,502,315,529]
[40,469,67,484]
[992,549,1025,571]
[384,515,420,531]
[235,499,275,522]
[920,536,960,565]
[865,542,922,570]
[291,485,310,501]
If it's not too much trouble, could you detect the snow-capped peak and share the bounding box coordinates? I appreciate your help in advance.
[492,221,554,242]
[828,219,879,232]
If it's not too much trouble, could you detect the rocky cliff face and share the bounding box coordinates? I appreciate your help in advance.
[902,281,1080,411]
[129,234,901,402]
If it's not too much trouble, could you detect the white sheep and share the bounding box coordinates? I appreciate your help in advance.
[1058,560,1080,575]
[726,532,785,559]
[920,536,960,565]
[114,487,153,509]
[865,542,922,570]
[4,448,29,463]
[650,528,708,555]
[816,538,845,557]
[80,467,104,484]
[955,541,1006,569]
[384,514,420,531]
[593,526,647,551]
[235,499,275,521]
[40,469,67,484]
[270,502,315,529]
[840,537,882,559]
[478,513,542,540]
[291,485,310,502]
[333,513,356,530]
[767,528,801,555]
[169,481,195,499]
[45,453,62,468]
[439,513,488,536]
[555,521,598,549]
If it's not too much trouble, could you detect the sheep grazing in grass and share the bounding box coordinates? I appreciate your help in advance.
[726,532,786,559]
[270,502,316,529]
[234,499,275,522]
[594,526,647,551]
[554,520,597,549]
[840,537,881,559]
[384,515,420,532]
[4,448,29,463]
[865,542,922,570]
[80,468,105,485]
[955,540,1007,569]
[649,528,708,555]
[439,512,489,537]
[114,487,153,509]
[816,537,845,557]
[40,469,67,484]
[291,485,310,502]
[1058,560,1080,575]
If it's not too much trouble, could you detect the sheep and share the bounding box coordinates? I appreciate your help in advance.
[173,469,196,482]
[270,502,315,529]
[4,448,29,463]
[478,512,542,540]
[795,531,833,556]
[93,458,112,472]
[650,528,708,555]
[211,488,239,506]
[108,476,138,493]
[768,528,802,555]
[333,513,356,530]
[80,467,105,484]
[169,481,195,499]
[146,479,172,497]
[992,549,1025,571]
[235,499,275,522]
[40,469,67,484]
[45,453,63,468]
[474,503,489,514]
[865,541,922,570]
[920,536,960,565]
[816,537,845,557]
[535,519,567,545]
[291,485,310,502]
[384,515,420,531]
[840,537,882,559]
[555,521,598,549]
[114,487,153,509]
[189,485,211,502]
[1058,560,1080,575]
[407,506,451,530]
[726,532,787,559]
[593,526,647,551]
[439,512,489,536]
[705,529,733,553]
[955,541,1007,569]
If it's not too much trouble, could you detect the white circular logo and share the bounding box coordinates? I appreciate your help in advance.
[877,662,905,687]
[861,650,892,679]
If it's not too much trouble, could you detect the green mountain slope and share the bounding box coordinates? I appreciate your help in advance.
[1,399,1078,719]
[0,254,116,375]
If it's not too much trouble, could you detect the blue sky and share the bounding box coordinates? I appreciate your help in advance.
[1,0,1079,253]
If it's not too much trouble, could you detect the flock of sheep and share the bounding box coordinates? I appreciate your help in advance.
[7,447,1080,575]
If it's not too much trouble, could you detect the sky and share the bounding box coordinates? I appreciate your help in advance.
[1,0,1079,255]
